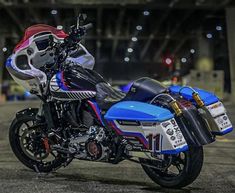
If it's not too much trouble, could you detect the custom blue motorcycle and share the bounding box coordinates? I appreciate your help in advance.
[6,17,233,188]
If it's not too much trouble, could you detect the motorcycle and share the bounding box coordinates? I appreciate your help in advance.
[6,15,233,188]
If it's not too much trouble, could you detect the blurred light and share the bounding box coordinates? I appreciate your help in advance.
[216,25,222,31]
[57,25,63,30]
[124,57,130,62]
[127,48,133,53]
[195,0,205,6]
[24,91,31,97]
[131,37,138,42]
[162,55,174,67]
[190,49,195,54]
[206,33,213,39]
[143,11,150,16]
[181,57,187,63]
[51,9,58,15]
[2,47,7,52]
[165,58,172,65]
[136,25,143,31]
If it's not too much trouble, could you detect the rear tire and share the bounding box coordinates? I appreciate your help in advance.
[140,146,203,188]
[9,112,67,173]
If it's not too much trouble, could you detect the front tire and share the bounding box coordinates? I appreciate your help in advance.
[140,146,203,188]
[9,111,68,173]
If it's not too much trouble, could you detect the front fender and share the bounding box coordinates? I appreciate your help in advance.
[16,108,38,120]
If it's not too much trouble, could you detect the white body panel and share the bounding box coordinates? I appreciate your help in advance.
[114,118,188,154]
[66,43,95,70]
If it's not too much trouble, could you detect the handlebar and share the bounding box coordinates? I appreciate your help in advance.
[83,23,93,30]
[47,22,93,68]
[66,22,93,44]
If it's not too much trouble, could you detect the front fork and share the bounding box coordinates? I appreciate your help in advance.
[36,101,58,130]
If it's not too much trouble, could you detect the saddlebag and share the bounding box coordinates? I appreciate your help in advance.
[104,101,188,154]
[169,85,233,135]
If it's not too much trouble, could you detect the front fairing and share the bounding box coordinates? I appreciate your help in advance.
[66,43,95,70]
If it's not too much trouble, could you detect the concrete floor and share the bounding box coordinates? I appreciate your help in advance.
[0,101,235,193]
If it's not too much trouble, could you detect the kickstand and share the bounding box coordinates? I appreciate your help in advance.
[33,165,51,179]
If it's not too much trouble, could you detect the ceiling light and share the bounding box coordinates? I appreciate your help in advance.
[206,33,213,39]
[181,57,187,63]
[124,57,130,62]
[51,9,58,15]
[127,48,133,53]
[216,26,222,31]
[190,49,195,54]
[131,37,138,42]
[2,47,7,52]
[143,11,150,16]
[136,25,143,31]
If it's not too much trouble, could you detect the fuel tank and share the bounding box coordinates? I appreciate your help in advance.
[50,65,106,100]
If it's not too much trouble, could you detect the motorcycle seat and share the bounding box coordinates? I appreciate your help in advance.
[96,82,126,110]
[96,77,167,110]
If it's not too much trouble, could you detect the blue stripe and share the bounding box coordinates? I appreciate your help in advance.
[111,121,149,148]
[160,145,189,154]
[91,101,105,126]
[56,72,69,91]
[5,58,12,67]
[212,127,233,136]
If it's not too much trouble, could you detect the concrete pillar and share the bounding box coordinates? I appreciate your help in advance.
[197,32,212,58]
[226,8,235,102]
[195,30,214,71]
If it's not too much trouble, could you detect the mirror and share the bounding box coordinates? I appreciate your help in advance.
[77,13,87,28]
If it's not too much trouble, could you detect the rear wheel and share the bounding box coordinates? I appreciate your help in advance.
[9,112,68,173]
[140,146,203,188]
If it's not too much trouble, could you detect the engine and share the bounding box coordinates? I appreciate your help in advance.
[49,102,111,161]
[67,126,110,161]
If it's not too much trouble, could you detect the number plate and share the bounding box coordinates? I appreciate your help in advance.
[206,101,226,117]
[214,113,232,131]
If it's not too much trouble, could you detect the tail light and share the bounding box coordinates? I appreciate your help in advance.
[177,99,193,109]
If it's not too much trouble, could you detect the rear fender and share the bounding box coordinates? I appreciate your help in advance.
[177,108,215,147]
[151,95,215,147]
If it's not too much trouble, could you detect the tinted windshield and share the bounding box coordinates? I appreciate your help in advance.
[14,24,68,52]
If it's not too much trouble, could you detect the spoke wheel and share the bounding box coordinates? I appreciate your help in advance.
[140,147,203,188]
[9,111,69,173]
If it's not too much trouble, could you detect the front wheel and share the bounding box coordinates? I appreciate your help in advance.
[140,146,203,188]
[9,111,68,173]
